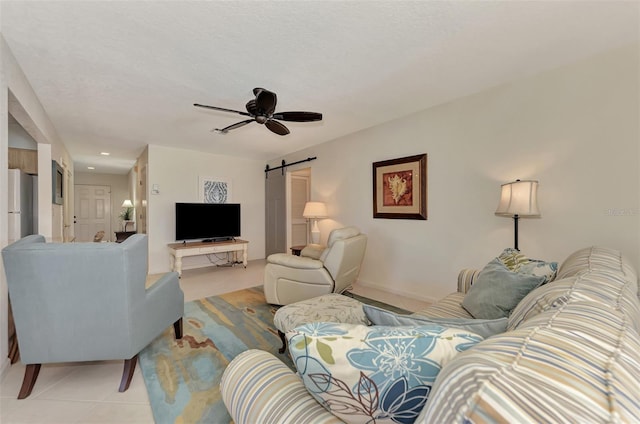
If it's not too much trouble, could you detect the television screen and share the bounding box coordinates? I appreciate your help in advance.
[175,203,241,241]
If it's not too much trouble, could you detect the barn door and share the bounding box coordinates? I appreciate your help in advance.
[265,171,286,255]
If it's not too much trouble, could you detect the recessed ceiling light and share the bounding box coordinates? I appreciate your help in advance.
[100,152,110,156]
[87,166,95,170]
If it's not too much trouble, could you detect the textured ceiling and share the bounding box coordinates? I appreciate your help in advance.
[2,1,638,174]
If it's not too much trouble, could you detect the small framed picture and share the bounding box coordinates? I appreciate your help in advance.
[373,154,427,220]
[199,176,232,204]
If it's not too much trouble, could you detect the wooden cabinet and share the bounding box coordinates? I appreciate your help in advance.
[8,147,38,175]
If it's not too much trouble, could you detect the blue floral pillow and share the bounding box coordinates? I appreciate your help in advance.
[287,322,483,424]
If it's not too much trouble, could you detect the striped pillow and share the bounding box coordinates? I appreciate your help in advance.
[220,349,343,424]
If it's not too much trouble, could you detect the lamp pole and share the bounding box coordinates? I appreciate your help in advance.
[513,214,519,251]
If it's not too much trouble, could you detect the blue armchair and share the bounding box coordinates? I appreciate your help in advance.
[2,234,184,399]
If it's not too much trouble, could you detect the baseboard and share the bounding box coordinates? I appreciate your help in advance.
[0,356,10,382]
[354,279,440,304]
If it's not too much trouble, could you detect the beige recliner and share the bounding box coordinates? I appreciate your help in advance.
[264,226,367,305]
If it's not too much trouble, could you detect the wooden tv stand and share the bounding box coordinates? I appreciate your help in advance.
[167,239,248,277]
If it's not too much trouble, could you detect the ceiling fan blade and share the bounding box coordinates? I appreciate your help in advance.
[265,120,290,136]
[214,119,254,133]
[272,111,323,122]
[194,103,252,117]
[254,88,277,115]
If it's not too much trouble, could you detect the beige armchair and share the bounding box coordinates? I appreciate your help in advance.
[264,226,367,305]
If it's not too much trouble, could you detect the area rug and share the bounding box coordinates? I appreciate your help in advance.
[138,286,407,424]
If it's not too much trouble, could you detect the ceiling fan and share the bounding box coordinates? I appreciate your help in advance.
[194,88,323,136]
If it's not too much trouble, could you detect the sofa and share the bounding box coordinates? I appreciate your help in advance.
[220,246,640,423]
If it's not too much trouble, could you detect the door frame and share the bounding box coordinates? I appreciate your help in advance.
[286,168,311,250]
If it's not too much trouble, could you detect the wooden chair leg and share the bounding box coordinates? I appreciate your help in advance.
[18,363,41,399]
[8,338,20,364]
[278,330,287,354]
[173,317,183,339]
[118,355,138,393]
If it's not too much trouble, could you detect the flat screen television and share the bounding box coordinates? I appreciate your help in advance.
[175,203,241,242]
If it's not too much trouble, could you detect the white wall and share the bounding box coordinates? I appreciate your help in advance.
[146,145,265,274]
[1,36,73,376]
[0,34,10,378]
[270,44,640,302]
[8,116,37,149]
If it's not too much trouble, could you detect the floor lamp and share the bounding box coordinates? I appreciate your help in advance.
[303,201,328,245]
[495,179,540,251]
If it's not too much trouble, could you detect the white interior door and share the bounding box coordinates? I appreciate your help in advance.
[290,173,310,247]
[74,185,111,242]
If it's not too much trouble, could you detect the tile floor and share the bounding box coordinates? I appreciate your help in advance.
[0,259,429,423]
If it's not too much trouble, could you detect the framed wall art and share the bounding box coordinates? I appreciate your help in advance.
[199,176,232,204]
[372,153,427,220]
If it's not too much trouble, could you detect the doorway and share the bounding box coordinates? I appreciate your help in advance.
[288,168,311,248]
[74,184,111,242]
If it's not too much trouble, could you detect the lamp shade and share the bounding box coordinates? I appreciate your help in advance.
[303,202,328,219]
[121,199,134,208]
[495,180,540,217]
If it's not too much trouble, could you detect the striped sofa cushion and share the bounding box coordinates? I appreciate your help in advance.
[509,270,640,333]
[410,269,480,320]
[221,349,342,424]
[411,292,473,319]
[457,268,481,293]
[557,246,638,290]
[419,246,640,423]
[419,319,640,423]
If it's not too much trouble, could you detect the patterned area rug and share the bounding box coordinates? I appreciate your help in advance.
[138,286,407,424]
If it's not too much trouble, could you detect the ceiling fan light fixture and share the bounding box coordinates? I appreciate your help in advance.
[194,88,322,136]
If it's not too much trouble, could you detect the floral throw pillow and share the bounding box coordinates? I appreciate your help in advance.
[497,248,530,271]
[518,259,558,284]
[498,248,558,284]
[287,322,483,424]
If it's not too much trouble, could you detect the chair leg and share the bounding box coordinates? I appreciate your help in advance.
[278,330,287,354]
[173,317,183,339]
[118,355,138,393]
[18,363,41,399]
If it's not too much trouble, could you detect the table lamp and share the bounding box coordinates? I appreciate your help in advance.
[303,201,328,244]
[495,179,540,250]
[121,199,134,231]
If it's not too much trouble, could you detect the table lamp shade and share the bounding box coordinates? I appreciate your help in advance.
[303,202,327,244]
[495,180,540,217]
[303,202,328,219]
[121,199,134,208]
